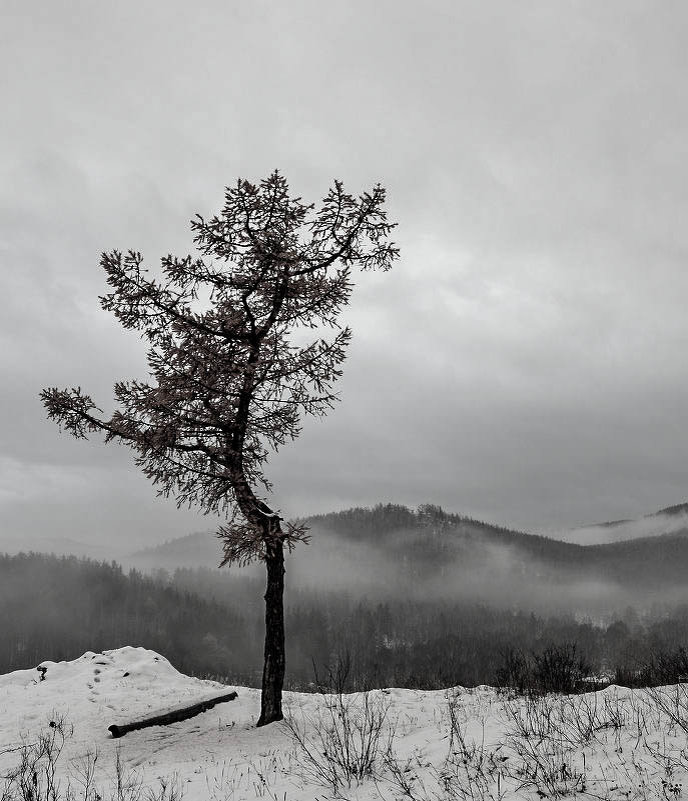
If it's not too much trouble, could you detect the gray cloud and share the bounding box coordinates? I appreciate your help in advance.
[2,0,688,549]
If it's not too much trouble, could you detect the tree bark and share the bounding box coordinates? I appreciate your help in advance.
[256,539,285,726]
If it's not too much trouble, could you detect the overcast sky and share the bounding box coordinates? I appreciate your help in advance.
[2,0,688,550]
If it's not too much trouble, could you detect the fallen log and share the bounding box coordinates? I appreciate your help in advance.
[108,690,238,738]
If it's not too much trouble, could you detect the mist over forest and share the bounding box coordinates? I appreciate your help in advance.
[128,502,688,617]
[5,503,688,691]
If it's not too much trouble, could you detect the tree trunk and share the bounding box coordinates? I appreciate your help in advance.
[257,539,285,726]
[108,691,238,738]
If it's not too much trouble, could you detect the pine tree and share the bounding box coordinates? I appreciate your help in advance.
[41,171,399,725]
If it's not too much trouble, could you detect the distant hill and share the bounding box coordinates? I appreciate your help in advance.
[127,531,222,571]
[12,500,688,615]
[126,502,688,613]
[0,533,125,562]
[313,503,688,590]
[656,502,688,517]
[547,502,688,546]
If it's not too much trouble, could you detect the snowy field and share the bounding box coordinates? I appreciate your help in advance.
[2,647,688,800]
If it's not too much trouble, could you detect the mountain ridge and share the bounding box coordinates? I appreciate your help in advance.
[121,502,688,603]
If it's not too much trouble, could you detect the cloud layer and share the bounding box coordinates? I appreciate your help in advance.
[3,1,688,547]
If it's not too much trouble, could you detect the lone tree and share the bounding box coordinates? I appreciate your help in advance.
[41,171,399,726]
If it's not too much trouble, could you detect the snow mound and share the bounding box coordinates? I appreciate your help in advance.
[0,647,234,751]
[0,646,194,695]
[36,646,181,687]
[0,647,261,800]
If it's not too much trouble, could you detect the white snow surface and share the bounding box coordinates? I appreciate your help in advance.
[3,646,688,800]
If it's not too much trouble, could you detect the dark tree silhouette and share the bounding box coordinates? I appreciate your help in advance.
[40,171,399,725]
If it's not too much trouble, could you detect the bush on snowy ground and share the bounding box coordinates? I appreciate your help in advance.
[0,716,184,801]
[283,654,393,792]
[495,642,591,696]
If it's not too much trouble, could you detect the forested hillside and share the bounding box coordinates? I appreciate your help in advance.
[302,504,688,603]
[129,504,688,610]
[5,551,688,690]
[0,553,258,681]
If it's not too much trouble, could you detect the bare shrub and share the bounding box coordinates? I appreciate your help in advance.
[383,750,431,801]
[143,776,184,801]
[508,735,586,799]
[531,643,589,695]
[284,655,393,792]
[109,745,143,801]
[494,648,531,696]
[70,747,101,801]
[503,693,559,744]
[1,716,73,801]
[441,694,508,801]
[648,683,688,737]
[555,691,628,748]
[646,647,688,686]
[0,717,183,801]
[504,687,629,755]
[384,692,507,801]
[495,642,590,696]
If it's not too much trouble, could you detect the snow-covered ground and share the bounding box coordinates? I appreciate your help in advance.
[2,647,688,800]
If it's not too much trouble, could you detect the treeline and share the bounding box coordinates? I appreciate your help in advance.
[4,552,688,690]
[0,553,259,681]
